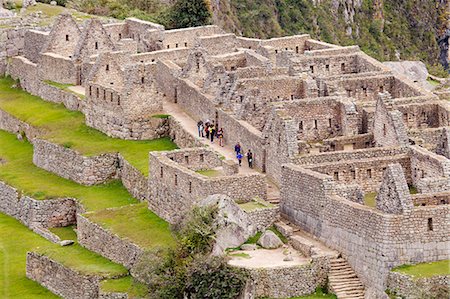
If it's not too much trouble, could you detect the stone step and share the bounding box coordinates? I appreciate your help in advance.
[331,281,364,288]
[336,290,365,296]
[330,269,356,276]
[329,274,358,280]
[333,285,364,292]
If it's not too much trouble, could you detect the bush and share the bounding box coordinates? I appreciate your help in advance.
[131,206,248,299]
[168,0,211,29]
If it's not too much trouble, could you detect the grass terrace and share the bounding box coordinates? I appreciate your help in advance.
[0,77,177,175]
[84,203,176,249]
[0,213,128,298]
[239,200,274,212]
[0,130,138,211]
[100,276,148,297]
[392,260,450,279]
[37,226,128,278]
[44,80,85,99]
[264,288,337,299]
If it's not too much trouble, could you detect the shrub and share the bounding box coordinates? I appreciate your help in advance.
[131,205,248,298]
[168,0,211,29]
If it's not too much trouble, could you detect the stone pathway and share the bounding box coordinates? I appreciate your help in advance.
[275,219,365,299]
[329,258,365,299]
[163,101,280,201]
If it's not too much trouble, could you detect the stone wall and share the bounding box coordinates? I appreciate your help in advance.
[24,29,49,63]
[32,139,119,186]
[39,52,77,84]
[412,191,450,206]
[280,163,450,295]
[245,206,280,231]
[117,154,147,201]
[240,256,329,299]
[0,181,77,229]
[149,149,267,223]
[168,116,203,148]
[77,214,144,269]
[387,271,449,299]
[0,108,41,139]
[26,252,102,299]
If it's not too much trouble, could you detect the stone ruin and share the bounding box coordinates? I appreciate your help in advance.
[0,11,449,299]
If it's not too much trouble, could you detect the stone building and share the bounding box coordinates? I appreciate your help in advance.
[2,11,449,298]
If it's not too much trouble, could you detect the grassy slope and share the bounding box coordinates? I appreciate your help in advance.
[85,203,176,249]
[0,77,177,175]
[392,260,450,279]
[0,213,127,298]
[0,130,137,210]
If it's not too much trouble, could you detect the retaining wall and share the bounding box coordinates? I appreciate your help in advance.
[32,139,119,186]
[26,252,103,299]
[387,271,449,299]
[0,181,77,229]
[77,214,144,269]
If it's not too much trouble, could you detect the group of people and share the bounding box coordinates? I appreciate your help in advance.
[234,143,253,168]
[197,120,224,146]
[196,120,253,168]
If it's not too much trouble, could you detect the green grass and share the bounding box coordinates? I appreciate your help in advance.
[0,213,59,298]
[0,213,126,298]
[101,276,148,297]
[229,252,251,259]
[44,80,85,99]
[84,203,176,249]
[244,231,263,245]
[151,114,170,119]
[427,77,441,87]
[239,200,274,212]
[38,226,128,278]
[364,192,377,207]
[0,130,137,211]
[392,260,450,279]
[195,169,223,177]
[0,77,177,175]
[49,225,77,240]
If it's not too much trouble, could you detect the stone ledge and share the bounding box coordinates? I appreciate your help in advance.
[387,271,449,299]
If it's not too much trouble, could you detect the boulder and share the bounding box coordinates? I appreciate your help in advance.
[199,194,256,255]
[383,61,433,90]
[59,240,74,246]
[50,1,57,5]
[257,230,283,249]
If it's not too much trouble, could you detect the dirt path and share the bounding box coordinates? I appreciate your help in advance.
[163,101,280,201]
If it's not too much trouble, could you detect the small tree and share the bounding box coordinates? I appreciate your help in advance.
[169,0,211,29]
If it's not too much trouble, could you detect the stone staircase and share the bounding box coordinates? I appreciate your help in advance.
[275,219,365,299]
[328,258,365,299]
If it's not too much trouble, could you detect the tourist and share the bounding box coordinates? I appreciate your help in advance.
[210,124,216,143]
[217,128,224,146]
[205,123,210,139]
[237,151,243,166]
[197,120,204,137]
[246,149,253,168]
[234,143,241,154]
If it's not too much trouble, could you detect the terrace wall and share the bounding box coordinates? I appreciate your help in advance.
[26,252,102,299]
[24,29,49,63]
[32,139,119,186]
[149,149,266,223]
[117,154,147,201]
[0,108,42,139]
[39,53,77,85]
[245,206,280,231]
[77,214,144,269]
[240,256,329,299]
[0,181,77,229]
[387,272,449,299]
[280,164,450,295]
